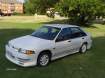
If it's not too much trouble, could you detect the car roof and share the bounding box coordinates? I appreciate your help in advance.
[45,24,79,29]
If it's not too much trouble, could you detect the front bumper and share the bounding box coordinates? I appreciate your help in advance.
[5,45,37,67]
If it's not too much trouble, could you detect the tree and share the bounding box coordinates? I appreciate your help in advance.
[24,0,59,15]
[55,0,105,25]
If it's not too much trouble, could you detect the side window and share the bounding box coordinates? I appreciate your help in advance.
[79,28,87,36]
[56,28,71,42]
[71,27,87,38]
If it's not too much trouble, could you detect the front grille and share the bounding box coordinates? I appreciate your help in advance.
[7,51,15,59]
[17,58,30,63]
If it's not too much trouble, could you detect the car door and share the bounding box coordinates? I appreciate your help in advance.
[70,27,87,52]
[53,28,73,58]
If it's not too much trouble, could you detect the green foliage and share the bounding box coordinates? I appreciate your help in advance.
[24,0,36,14]
[24,0,59,15]
[56,0,105,25]
[24,0,105,25]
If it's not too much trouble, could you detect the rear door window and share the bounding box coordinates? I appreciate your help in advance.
[70,27,87,38]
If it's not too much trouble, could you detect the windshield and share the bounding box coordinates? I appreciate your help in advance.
[31,26,61,40]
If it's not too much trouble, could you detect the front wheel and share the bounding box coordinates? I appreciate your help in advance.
[80,44,87,53]
[37,52,50,67]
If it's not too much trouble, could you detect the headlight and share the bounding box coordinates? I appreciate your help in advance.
[24,50,35,55]
[19,49,35,55]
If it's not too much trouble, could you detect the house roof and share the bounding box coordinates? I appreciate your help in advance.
[0,0,22,4]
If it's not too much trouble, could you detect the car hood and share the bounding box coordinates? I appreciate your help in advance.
[9,35,53,50]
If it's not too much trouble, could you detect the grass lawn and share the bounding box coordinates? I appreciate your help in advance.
[0,16,105,78]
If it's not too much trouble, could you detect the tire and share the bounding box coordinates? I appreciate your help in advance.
[37,52,50,67]
[80,43,87,53]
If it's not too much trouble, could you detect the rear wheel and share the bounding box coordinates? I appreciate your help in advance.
[37,52,50,67]
[80,44,87,53]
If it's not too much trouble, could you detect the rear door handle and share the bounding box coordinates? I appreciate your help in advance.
[82,38,85,39]
[68,40,71,42]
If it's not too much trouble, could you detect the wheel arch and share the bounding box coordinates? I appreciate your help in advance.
[37,49,52,66]
[79,42,88,53]
[38,49,52,59]
[83,42,88,45]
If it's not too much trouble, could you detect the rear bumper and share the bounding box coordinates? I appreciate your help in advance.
[5,45,37,67]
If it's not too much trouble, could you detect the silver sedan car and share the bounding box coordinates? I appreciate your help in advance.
[6,24,92,67]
